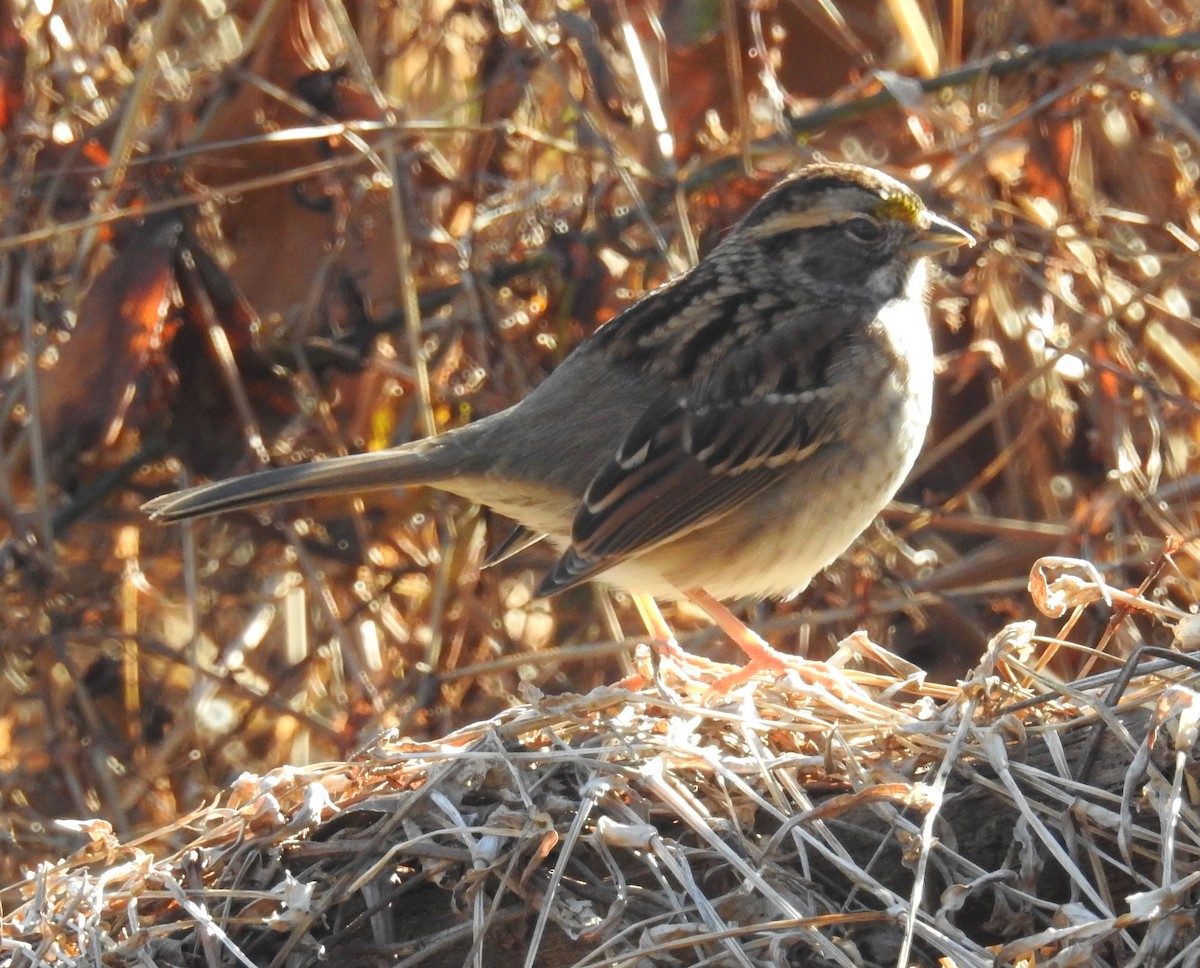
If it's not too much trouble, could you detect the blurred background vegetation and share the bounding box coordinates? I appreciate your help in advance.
[2,0,1200,880]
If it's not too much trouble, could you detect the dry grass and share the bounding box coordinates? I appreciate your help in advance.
[3,571,1199,965]
[2,0,1200,962]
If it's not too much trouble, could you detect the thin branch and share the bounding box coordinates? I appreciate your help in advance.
[789,31,1200,135]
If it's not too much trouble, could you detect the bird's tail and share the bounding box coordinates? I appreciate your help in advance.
[142,443,451,523]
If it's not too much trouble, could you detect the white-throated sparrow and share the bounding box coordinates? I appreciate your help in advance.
[145,163,973,687]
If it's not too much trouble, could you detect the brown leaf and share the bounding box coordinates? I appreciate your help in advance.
[0,0,26,134]
[37,215,181,484]
[165,234,297,477]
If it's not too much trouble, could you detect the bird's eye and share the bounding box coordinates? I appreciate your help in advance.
[844,216,884,243]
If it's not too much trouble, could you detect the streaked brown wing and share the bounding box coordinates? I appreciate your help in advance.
[532,256,870,598]
[534,388,834,596]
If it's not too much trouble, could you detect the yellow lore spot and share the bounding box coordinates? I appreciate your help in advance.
[874,192,922,224]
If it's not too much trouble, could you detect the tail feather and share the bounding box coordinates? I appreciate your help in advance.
[143,445,447,522]
[535,546,608,597]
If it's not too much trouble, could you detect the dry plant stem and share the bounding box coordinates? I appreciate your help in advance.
[1076,646,1200,784]
[947,0,963,68]
[18,257,53,564]
[76,0,185,260]
[789,31,1200,136]
[0,152,371,255]
[1081,545,1182,678]
[720,0,752,175]
[386,139,436,439]
[191,269,271,466]
[886,0,939,78]
[506,0,679,270]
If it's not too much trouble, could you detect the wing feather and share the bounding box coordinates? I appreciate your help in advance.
[535,297,862,597]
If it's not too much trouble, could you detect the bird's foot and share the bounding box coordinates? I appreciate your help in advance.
[682,588,872,706]
[623,590,871,707]
[703,642,848,696]
[613,634,727,692]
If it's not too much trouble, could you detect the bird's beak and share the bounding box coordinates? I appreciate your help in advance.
[912,212,974,255]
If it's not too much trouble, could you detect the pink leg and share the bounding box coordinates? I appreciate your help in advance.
[684,588,865,699]
[632,592,736,669]
[631,592,680,655]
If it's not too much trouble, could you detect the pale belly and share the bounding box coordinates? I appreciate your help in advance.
[451,284,934,604]
[600,360,932,601]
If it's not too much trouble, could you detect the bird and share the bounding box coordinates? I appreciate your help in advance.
[144,163,973,691]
